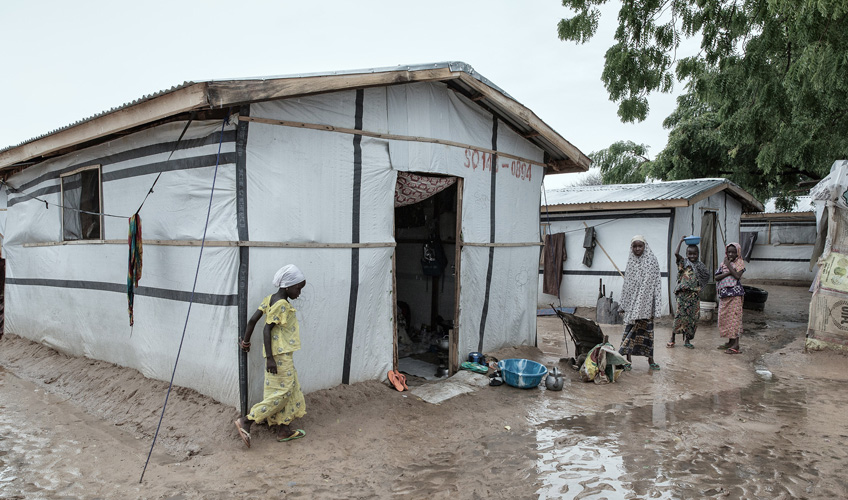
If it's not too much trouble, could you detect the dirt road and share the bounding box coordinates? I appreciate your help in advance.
[1,285,845,499]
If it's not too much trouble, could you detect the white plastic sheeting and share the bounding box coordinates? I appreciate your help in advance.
[741,212,816,283]
[538,209,672,314]
[247,82,545,398]
[4,119,241,405]
[5,120,237,245]
[387,83,544,354]
[743,243,815,282]
[3,80,551,409]
[245,89,395,398]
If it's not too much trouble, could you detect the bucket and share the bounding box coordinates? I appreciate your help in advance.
[699,301,717,322]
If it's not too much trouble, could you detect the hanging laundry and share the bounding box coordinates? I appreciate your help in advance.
[543,232,566,295]
[128,214,143,326]
[582,226,596,267]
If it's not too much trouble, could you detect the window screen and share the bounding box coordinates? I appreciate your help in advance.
[62,168,101,240]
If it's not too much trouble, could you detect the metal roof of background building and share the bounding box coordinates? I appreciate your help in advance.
[543,178,764,212]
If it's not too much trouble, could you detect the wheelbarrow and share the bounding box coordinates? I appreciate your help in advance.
[551,306,606,370]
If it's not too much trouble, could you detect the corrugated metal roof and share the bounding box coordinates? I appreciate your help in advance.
[544,179,726,205]
[0,62,590,174]
[1,63,510,155]
[543,178,764,212]
[0,81,197,155]
[207,61,513,98]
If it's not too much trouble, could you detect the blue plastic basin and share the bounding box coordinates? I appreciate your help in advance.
[683,235,701,245]
[498,359,548,389]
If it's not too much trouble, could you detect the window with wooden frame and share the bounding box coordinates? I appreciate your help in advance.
[61,165,102,241]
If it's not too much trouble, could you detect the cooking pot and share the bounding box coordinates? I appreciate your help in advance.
[438,335,450,351]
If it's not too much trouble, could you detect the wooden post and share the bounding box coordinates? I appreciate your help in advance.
[450,178,463,375]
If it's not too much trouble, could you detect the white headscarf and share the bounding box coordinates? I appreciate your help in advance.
[272,265,305,289]
[620,237,662,324]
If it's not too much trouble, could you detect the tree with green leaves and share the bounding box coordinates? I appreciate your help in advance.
[590,140,653,184]
[559,0,848,201]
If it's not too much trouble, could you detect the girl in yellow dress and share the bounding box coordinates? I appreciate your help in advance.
[234,265,307,447]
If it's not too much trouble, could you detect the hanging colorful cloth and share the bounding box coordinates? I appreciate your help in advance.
[128,214,143,326]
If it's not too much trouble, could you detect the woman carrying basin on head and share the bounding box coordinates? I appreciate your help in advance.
[234,265,308,447]
[618,235,663,370]
[715,243,745,354]
[668,237,710,349]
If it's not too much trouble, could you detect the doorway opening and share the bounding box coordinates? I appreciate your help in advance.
[393,174,461,380]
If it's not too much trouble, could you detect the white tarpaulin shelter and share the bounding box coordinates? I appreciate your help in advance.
[806,160,848,351]
[0,62,591,412]
[741,196,817,284]
[539,179,763,314]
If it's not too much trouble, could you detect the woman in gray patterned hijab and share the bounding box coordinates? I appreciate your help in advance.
[618,235,662,370]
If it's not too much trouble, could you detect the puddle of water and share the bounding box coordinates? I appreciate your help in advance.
[532,377,837,499]
[536,429,630,499]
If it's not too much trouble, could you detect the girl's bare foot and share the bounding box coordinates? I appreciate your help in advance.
[234,417,252,448]
[274,424,294,441]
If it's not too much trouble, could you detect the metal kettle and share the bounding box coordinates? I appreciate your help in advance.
[545,367,564,391]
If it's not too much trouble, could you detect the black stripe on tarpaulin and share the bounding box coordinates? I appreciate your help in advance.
[541,211,672,222]
[15,129,238,194]
[6,278,237,306]
[538,270,670,278]
[478,118,498,353]
[235,105,251,416]
[7,152,238,207]
[750,257,812,263]
[343,89,364,385]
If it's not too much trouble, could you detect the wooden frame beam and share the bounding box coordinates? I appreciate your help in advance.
[688,181,764,212]
[544,199,690,212]
[685,183,727,206]
[450,178,464,376]
[206,68,461,107]
[23,240,397,249]
[741,212,815,221]
[239,116,545,168]
[456,73,592,172]
[546,159,585,173]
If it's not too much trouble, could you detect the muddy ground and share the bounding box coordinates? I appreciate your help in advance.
[1,284,846,499]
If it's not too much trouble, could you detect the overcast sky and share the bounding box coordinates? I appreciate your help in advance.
[0,0,682,189]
